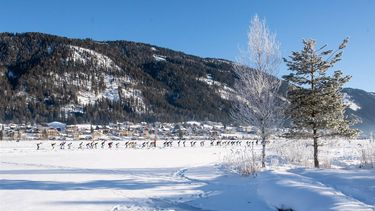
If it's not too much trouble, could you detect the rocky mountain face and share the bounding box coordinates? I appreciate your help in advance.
[0,33,373,135]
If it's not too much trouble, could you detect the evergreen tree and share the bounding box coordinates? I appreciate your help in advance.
[283,38,359,168]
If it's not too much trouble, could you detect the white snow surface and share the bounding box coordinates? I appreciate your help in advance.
[197,74,236,100]
[65,46,128,105]
[77,74,122,105]
[68,45,121,71]
[258,169,373,211]
[0,140,374,211]
[61,47,147,113]
[47,122,66,130]
[343,93,361,111]
[61,104,84,116]
[153,54,167,62]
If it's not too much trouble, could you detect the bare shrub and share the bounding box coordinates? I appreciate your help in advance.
[223,144,260,176]
[269,139,313,167]
[269,138,373,169]
[320,155,332,169]
[359,141,375,168]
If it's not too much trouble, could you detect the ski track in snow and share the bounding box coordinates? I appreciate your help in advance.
[258,169,374,210]
[0,141,374,211]
[289,168,375,206]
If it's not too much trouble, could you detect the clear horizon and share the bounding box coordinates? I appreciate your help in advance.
[1,0,374,92]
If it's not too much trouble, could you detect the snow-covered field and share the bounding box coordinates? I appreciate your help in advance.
[0,140,374,211]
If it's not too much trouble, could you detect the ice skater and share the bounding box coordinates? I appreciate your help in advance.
[36,142,42,150]
[78,142,83,149]
[60,141,66,149]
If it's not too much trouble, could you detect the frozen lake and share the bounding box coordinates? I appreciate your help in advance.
[0,140,374,210]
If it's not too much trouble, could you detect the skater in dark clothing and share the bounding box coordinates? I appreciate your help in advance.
[60,141,66,150]
[36,142,42,150]
[78,142,83,149]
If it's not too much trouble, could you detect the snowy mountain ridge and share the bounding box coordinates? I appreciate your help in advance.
[0,32,373,135]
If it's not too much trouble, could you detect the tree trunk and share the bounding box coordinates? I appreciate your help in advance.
[310,64,320,168]
[313,129,319,168]
[261,132,266,168]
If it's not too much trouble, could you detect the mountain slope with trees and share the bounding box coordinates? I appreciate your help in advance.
[0,32,373,135]
[0,32,235,124]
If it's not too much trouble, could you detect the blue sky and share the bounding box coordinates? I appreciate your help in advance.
[1,0,374,91]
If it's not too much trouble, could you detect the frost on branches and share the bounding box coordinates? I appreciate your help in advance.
[283,38,359,168]
[232,15,285,168]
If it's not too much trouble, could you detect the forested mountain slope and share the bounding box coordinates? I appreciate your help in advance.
[0,33,373,135]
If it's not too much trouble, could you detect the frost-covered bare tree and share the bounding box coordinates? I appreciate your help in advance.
[232,15,285,168]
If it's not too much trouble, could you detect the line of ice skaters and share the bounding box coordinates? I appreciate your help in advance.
[35,139,259,150]
[35,140,135,150]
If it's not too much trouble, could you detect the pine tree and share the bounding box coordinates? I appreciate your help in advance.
[283,38,359,168]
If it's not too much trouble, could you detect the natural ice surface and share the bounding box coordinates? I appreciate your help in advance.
[0,140,374,211]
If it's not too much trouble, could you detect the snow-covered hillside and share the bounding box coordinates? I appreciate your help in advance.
[343,92,361,111]
[68,45,121,71]
[61,45,148,114]
[0,139,374,211]
[197,74,236,100]
[153,54,167,62]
